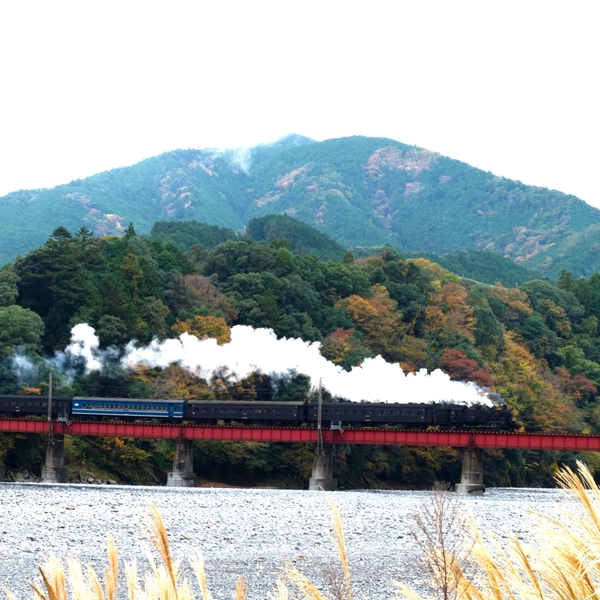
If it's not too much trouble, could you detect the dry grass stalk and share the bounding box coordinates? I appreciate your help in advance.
[104,535,118,600]
[234,576,248,600]
[189,556,212,600]
[142,501,179,595]
[33,557,68,600]
[407,482,472,600]
[284,563,330,600]
[65,557,86,600]
[322,564,346,600]
[124,561,138,600]
[84,567,104,600]
[326,497,352,600]
[270,576,290,600]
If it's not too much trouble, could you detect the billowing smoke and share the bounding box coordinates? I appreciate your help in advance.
[11,352,41,385]
[53,323,117,375]
[121,325,496,406]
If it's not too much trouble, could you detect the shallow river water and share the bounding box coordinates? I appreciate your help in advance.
[0,483,579,599]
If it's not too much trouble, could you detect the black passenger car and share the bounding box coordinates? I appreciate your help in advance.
[0,395,72,417]
[184,401,306,424]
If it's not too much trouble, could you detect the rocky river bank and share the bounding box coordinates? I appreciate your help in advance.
[0,483,576,599]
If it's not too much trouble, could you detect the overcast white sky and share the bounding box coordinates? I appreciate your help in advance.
[1,1,598,207]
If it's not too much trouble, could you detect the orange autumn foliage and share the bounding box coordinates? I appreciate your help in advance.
[440,348,493,388]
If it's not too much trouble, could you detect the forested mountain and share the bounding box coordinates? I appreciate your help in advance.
[150,215,347,262]
[1,135,600,277]
[414,250,540,287]
[3,224,600,487]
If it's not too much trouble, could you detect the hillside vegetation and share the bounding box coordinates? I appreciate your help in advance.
[2,222,600,487]
[2,135,600,277]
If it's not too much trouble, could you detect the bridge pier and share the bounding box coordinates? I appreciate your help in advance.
[309,444,337,491]
[41,435,68,483]
[455,447,485,495]
[167,439,195,487]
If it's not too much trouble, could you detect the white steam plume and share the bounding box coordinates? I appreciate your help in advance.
[54,323,112,374]
[228,147,252,173]
[121,325,494,406]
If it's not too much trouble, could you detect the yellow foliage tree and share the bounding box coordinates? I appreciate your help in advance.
[337,284,407,359]
[427,282,475,340]
[172,315,231,345]
[490,332,581,432]
[408,258,460,292]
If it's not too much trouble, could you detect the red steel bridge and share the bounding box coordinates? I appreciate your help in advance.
[2,418,600,452]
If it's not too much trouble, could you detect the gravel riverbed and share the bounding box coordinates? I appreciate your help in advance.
[0,483,578,598]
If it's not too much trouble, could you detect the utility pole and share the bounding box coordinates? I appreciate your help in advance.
[317,378,323,454]
[47,372,53,445]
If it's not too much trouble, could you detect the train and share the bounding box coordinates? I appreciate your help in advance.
[0,394,518,430]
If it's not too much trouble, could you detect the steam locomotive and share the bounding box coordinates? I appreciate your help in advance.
[0,395,518,430]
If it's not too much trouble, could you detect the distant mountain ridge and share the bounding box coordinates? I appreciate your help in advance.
[1,134,600,277]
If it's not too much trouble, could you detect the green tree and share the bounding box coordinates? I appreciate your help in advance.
[0,265,19,307]
[0,305,45,358]
[473,305,505,355]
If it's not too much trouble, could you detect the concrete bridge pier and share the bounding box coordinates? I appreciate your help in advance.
[455,446,485,496]
[167,439,195,487]
[41,435,68,483]
[309,444,337,491]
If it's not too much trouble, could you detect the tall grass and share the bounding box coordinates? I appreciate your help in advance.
[7,461,600,599]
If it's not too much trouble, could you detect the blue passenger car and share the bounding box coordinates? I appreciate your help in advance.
[71,397,184,419]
